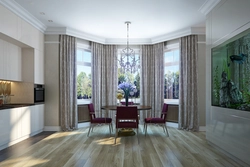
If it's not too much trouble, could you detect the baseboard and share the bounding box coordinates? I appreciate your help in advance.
[0,129,43,151]
[44,126,61,131]
[78,122,90,128]
[199,126,206,131]
[166,122,178,128]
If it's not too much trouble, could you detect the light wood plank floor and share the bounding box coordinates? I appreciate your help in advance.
[0,125,244,167]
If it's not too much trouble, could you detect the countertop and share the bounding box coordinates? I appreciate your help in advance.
[0,103,36,110]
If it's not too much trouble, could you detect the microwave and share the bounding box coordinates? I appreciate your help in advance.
[34,85,45,103]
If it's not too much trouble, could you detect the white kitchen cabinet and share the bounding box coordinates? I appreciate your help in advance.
[0,4,18,40]
[34,49,44,84]
[0,39,22,81]
[0,105,44,150]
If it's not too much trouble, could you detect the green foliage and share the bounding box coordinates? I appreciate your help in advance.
[164,71,179,99]
[213,66,220,105]
[241,64,250,103]
[77,72,92,98]
[223,60,231,80]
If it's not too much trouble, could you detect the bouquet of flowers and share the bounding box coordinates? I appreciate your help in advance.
[118,82,137,106]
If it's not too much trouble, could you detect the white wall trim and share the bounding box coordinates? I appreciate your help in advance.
[0,0,47,33]
[198,0,221,15]
[199,126,206,131]
[44,126,61,131]
[78,122,90,128]
[0,129,43,151]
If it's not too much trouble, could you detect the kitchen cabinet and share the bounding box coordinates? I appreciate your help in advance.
[34,49,44,84]
[0,104,44,150]
[0,39,22,81]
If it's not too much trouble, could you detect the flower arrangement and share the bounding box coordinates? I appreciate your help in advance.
[118,82,137,106]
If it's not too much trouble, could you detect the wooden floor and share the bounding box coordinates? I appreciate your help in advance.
[0,125,244,167]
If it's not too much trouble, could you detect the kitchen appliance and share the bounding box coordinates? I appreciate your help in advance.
[34,85,45,103]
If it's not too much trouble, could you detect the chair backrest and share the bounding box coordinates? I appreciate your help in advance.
[116,106,138,127]
[161,103,168,121]
[120,101,134,105]
[88,103,96,120]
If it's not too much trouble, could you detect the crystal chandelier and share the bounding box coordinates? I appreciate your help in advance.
[118,21,140,74]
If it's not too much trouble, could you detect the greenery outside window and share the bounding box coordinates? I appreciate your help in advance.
[164,49,179,104]
[77,48,92,104]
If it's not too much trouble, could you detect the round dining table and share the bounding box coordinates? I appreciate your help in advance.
[101,105,152,111]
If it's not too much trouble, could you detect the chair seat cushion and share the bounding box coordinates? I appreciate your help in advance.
[92,118,112,123]
[144,118,165,123]
[116,122,138,128]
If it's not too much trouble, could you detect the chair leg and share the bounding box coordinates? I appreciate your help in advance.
[143,123,146,132]
[111,123,113,132]
[87,124,92,137]
[162,124,166,133]
[115,129,118,144]
[164,124,169,137]
[145,124,148,136]
[137,128,139,144]
[109,124,111,136]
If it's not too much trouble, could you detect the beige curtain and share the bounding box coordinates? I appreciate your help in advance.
[59,35,78,131]
[91,42,117,116]
[179,35,199,131]
[140,43,164,120]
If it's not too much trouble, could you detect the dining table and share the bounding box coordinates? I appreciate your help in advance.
[101,105,152,136]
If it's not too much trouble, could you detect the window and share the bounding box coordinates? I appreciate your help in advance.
[117,51,140,103]
[164,49,179,102]
[77,48,92,104]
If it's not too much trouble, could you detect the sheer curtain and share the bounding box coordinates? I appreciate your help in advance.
[59,35,78,131]
[179,35,199,131]
[91,42,117,115]
[140,43,164,120]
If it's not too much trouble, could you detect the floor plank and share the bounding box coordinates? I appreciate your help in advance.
[0,126,245,167]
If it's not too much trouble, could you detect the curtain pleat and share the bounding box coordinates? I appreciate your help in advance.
[179,35,199,131]
[140,43,164,120]
[91,42,117,117]
[59,35,78,131]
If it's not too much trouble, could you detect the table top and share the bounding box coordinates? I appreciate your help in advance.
[101,105,152,110]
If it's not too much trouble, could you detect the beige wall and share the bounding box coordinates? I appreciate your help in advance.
[44,35,60,130]
[206,0,250,165]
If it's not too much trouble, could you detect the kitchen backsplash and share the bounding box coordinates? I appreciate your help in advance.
[10,82,34,104]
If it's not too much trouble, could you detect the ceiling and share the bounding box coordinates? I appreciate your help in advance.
[1,0,220,44]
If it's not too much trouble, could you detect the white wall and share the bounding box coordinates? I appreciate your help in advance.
[206,0,250,165]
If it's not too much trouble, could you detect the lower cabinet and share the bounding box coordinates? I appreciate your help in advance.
[0,104,44,150]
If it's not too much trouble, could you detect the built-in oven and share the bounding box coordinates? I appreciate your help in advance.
[34,85,45,103]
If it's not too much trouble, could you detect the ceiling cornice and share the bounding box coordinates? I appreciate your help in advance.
[198,0,221,15]
[1,0,209,44]
[0,0,47,33]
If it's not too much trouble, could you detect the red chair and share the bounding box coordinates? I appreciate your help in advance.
[115,106,139,144]
[120,101,134,105]
[87,103,112,137]
[144,103,169,136]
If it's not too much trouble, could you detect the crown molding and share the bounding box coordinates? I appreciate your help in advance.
[0,0,47,33]
[105,38,152,45]
[151,27,206,44]
[198,0,221,15]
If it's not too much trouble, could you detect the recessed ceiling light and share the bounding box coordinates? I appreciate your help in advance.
[48,20,53,22]
[40,12,45,15]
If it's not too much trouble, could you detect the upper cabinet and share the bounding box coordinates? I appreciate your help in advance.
[0,39,22,81]
[0,4,44,84]
[34,49,44,84]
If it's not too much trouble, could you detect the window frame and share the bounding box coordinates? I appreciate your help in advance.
[164,43,179,105]
[76,43,92,105]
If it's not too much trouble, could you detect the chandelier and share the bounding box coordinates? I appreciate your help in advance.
[118,21,140,74]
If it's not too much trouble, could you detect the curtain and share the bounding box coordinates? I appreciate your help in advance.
[59,35,78,131]
[140,43,164,120]
[179,35,199,131]
[91,42,117,116]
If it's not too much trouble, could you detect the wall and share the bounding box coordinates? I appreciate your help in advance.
[197,35,206,127]
[44,35,60,131]
[206,0,250,165]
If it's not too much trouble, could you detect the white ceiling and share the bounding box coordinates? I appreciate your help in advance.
[1,0,220,44]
